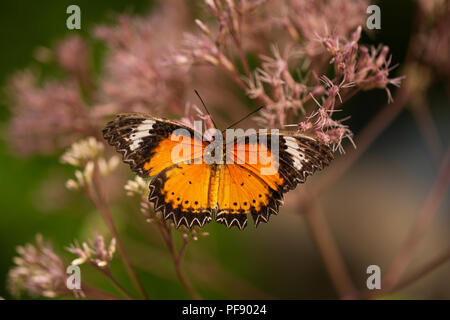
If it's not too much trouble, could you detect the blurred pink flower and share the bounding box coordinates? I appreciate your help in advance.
[94,2,191,116]
[7,235,78,298]
[5,71,95,155]
[55,35,92,90]
[283,0,369,57]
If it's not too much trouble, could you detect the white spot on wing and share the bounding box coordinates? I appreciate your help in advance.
[284,137,298,149]
[131,130,151,140]
[126,120,156,150]
[284,136,306,170]
[135,124,154,131]
[129,139,142,151]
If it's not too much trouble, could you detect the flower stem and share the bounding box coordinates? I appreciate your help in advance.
[366,246,450,299]
[87,168,148,299]
[231,33,251,77]
[98,268,134,300]
[382,149,450,291]
[81,284,121,300]
[157,223,201,299]
[301,192,358,299]
[410,99,444,166]
[389,247,450,293]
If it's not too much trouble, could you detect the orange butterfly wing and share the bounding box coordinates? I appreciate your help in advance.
[103,113,206,177]
[215,131,333,229]
[103,113,214,228]
[216,164,283,229]
[149,162,216,228]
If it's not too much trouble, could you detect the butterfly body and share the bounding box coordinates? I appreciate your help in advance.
[103,113,333,230]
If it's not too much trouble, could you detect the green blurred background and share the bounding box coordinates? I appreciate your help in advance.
[0,0,448,299]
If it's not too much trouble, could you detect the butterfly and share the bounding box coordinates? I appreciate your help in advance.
[103,113,333,230]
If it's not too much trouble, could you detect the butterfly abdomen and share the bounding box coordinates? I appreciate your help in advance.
[207,164,221,210]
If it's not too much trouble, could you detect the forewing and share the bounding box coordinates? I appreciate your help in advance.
[220,131,333,228]
[103,113,205,177]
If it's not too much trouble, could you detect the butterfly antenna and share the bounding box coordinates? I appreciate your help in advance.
[223,106,264,132]
[194,89,218,129]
